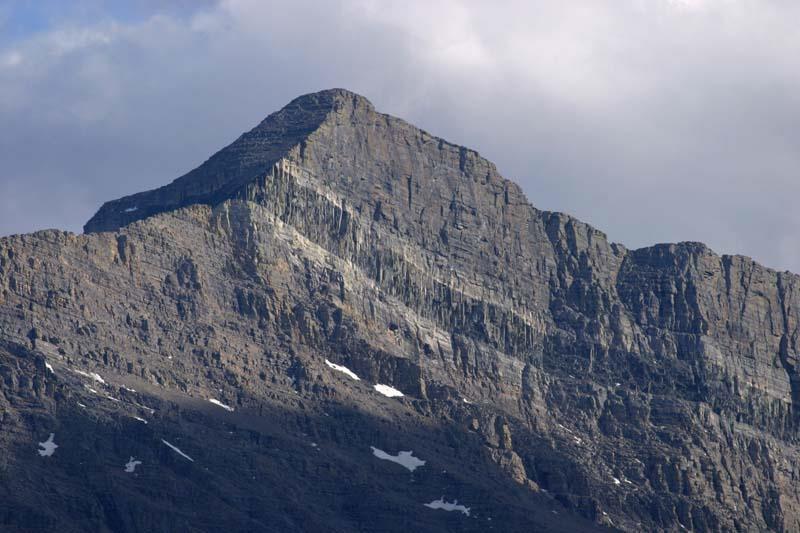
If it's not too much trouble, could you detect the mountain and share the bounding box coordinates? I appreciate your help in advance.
[1,88,799,532]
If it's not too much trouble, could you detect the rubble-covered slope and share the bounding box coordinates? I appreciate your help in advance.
[2,89,800,532]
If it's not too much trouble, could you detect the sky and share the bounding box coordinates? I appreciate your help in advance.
[1,0,799,272]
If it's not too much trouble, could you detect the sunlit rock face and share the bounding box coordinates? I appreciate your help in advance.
[2,89,800,532]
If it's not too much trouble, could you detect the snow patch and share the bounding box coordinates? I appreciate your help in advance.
[45,362,54,374]
[208,398,234,412]
[85,385,98,394]
[124,457,142,473]
[612,477,621,486]
[161,439,194,462]
[325,359,359,380]
[424,497,470,516]
[133,416,148,424]
[74,369,105,384]
[124,206,138,213]
[121,386,136,393]
[374,384,403,398]
[38,433,58,457]
[134,402,155,413]
[371,446,425,472]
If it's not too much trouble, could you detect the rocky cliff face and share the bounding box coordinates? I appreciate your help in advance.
[2,89,799,532]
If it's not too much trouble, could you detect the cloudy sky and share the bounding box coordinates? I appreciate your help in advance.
[1,0,799,272]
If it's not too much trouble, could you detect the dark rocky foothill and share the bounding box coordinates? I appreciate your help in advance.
[1,88,799,532]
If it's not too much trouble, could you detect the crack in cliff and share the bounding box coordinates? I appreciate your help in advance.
[777,273,800,426]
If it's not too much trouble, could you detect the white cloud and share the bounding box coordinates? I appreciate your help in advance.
[1,50,22,67]
[1,1,799,272]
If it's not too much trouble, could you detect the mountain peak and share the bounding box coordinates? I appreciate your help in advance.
[6,88,800,532]
[283,87,375,112]
[83,88,376,233]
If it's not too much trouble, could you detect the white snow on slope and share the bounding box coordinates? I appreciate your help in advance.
[208,398,234,412]
[124,206,138,213]
[132,416,148,424]
[38,433,58,457]
[124,457,142,473]
[134,402,155,414]
[325,359,359,380]
[45,362,54,374]
[371,446,425,472]
[424,497,470,516]
[74,369,105,384]
[374,384,403,398]
[161,439,194,462]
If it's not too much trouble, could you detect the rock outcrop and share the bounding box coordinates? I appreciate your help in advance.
[1,88,799,532]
